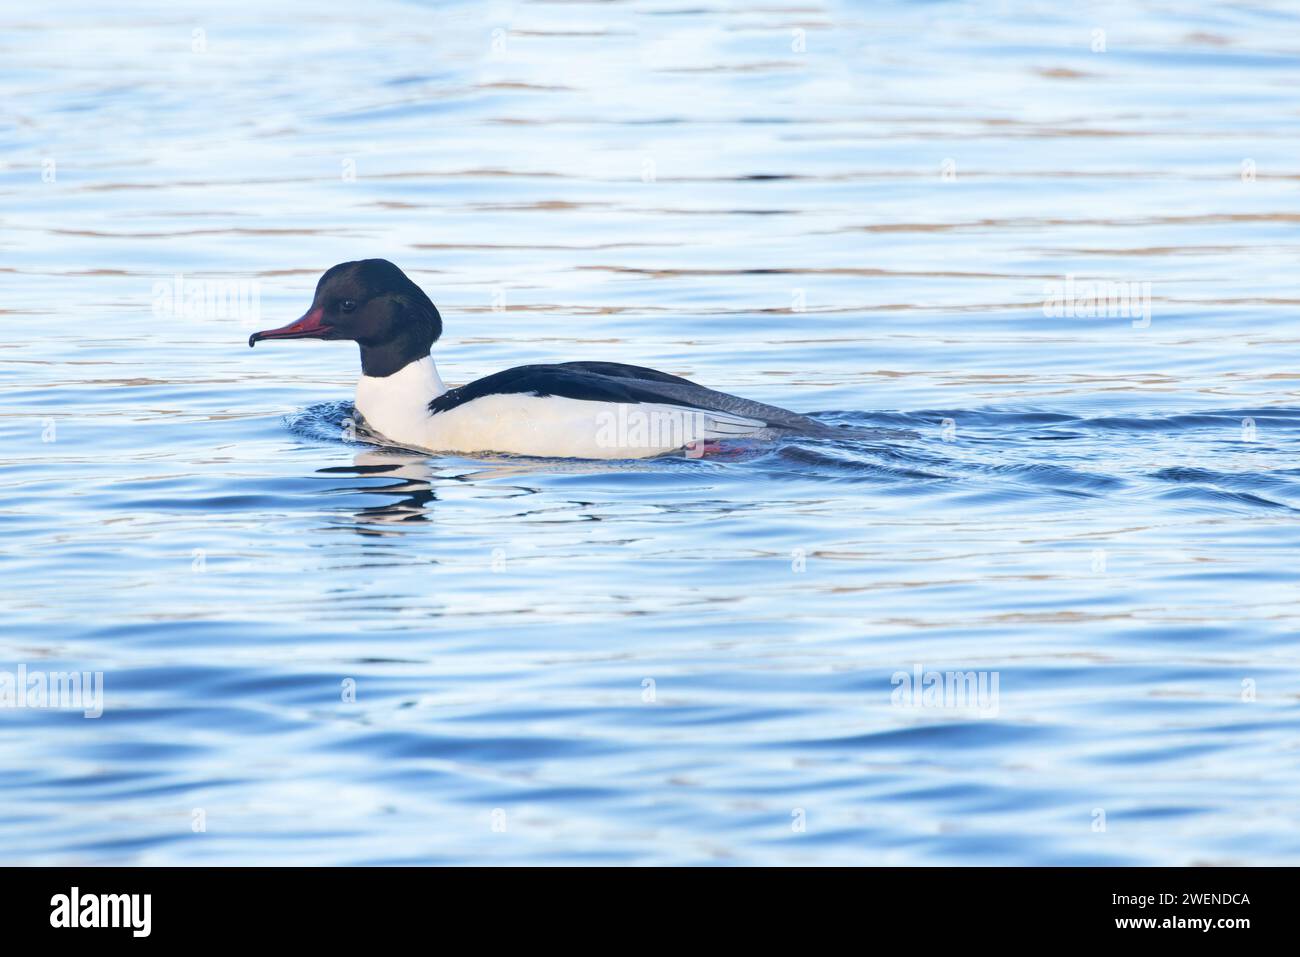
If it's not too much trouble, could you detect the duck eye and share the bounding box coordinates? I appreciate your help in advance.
[339,299,357,313]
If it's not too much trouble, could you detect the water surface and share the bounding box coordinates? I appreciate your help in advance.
[2,0,1300,865]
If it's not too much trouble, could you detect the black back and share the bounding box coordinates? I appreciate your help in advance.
[429,362,702,414]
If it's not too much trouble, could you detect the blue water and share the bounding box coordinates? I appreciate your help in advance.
[3,0,1300,865]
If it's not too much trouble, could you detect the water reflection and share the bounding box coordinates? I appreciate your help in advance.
[319,453,440,531]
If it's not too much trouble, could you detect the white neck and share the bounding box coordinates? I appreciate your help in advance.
[354,355,445,443]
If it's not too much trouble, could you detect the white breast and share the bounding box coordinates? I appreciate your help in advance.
[353,357,446,448]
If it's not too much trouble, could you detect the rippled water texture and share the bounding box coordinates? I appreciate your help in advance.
[3,0,1300,865]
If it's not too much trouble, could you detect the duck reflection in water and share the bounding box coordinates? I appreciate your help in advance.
[318,451,442,532]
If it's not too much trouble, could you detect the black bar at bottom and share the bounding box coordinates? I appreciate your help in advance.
[0,866,1275,942]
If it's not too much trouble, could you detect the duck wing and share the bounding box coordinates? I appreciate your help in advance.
[450,361,836,435]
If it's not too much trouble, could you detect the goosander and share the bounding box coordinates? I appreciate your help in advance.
[250,259,837,459]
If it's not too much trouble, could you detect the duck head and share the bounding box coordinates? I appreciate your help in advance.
[249,259,442,377]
